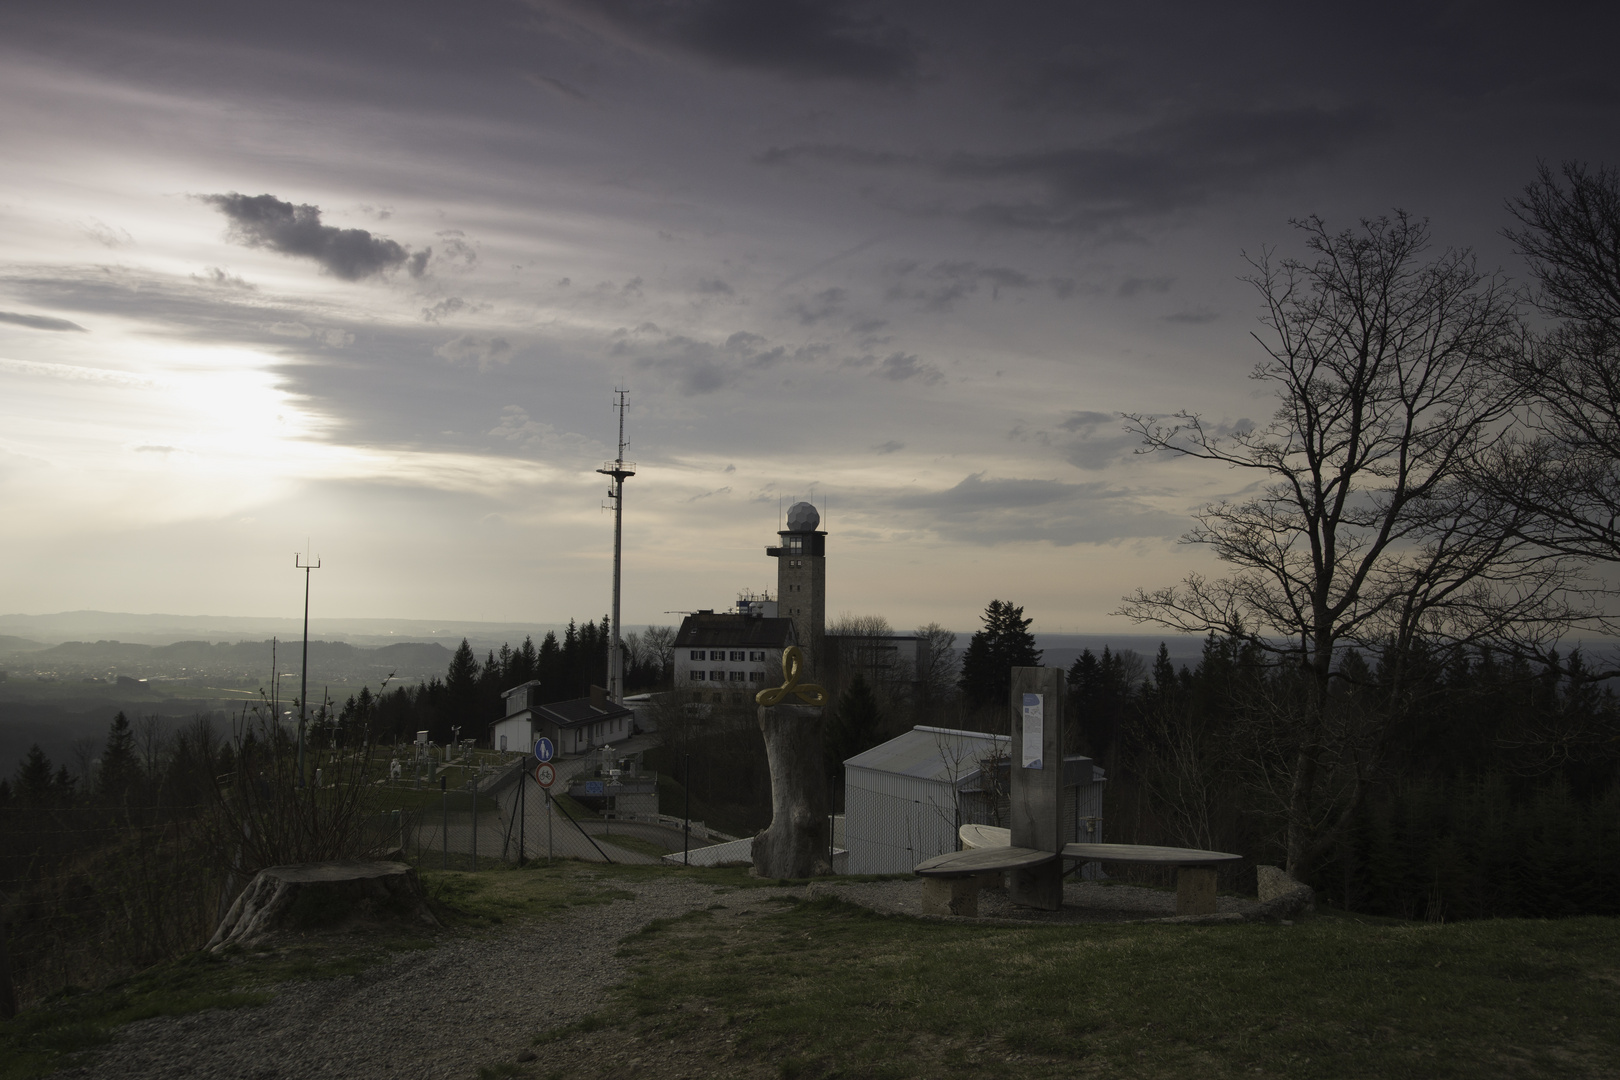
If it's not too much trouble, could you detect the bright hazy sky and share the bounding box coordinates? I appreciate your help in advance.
[2,1,1616,633]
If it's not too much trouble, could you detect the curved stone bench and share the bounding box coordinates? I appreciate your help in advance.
[927,827,1244,916]
[1061,843,1242,914]
[912,844,1056,916]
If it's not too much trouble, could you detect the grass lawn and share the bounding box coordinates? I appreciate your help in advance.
[7,861,1616,1080]
[525,881,1620,1080]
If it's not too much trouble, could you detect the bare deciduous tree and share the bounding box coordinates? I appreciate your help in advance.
[1485,162,1620,575]
[1120,213,1582,874]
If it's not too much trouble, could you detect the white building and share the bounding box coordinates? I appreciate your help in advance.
[842,725,1106,875]
[672,610,798,704]
[489,679,543,753]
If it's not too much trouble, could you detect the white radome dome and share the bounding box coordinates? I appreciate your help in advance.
[786,501,820,532]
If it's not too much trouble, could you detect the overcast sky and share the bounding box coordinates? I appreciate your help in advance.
[2,1,1616,634]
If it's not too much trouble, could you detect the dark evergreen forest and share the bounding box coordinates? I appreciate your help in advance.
[317,618,673,747]
[1069,634,1620,921]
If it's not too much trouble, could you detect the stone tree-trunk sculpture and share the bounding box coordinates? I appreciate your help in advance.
[750,647,832,879]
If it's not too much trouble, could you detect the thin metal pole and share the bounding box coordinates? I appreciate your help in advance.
[441,774,448,870]
[295,552,319,788]
[472,772,478,868]
[546,787,553,863]
[683,751,691,866]
[519,767,526,865]
[597,389,634,703]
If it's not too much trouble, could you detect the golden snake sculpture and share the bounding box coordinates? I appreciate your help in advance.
[754,645,829,707]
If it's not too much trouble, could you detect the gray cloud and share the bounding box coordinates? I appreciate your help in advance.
[434,334,513,370]
[872,440,904,454]
[762,104,1381,234]
[876,351,940,385]
[194,267,255,290]
[1059,411,1114,432]
[201,193,425,281]
[422,297,467,322]
[523,73,589,100]
[756,143,918,168]
[542,0,919,83]
[885,260,1041,312]
[697,277,734,294]
[81,219,133,249]
[1118,276,1173,298]
[951,106,1380,230]
[792,287,846,324]
[891,472,1182,546]
[0,311,87,332]
[1163,308,1218,323]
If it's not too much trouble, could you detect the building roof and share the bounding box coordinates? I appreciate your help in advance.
[845,725,1105,788]
[535,695,633,729]
[843,725,1009,784]
[673,612,798,649]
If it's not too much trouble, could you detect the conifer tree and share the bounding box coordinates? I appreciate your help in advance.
[13,744,54,807]
[98,711,140,805]
[957,600,1042,707]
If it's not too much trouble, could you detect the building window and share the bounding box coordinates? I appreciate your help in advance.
[710,650,726,660]
[787,536,803,553]
[729,671,746,682]
[690,671,705,681]
[749,650,765,662]
[749,671,765,682]
[730,650,745,661]
[690,650,705,660]
[711,670,726,681]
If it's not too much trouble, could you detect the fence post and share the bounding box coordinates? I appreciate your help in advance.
[441,774,448,871]
[472,772,478,869]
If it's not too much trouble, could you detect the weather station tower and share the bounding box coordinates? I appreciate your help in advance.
[597,389,635,703]
[767,500,826,673]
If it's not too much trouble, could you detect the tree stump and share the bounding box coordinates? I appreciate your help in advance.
[208,860,439,951]
[750,703,832,879]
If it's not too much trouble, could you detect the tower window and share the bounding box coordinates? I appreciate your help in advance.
[787,536,803,553]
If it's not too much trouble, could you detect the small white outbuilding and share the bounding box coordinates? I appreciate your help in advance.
[841,725,1106,875]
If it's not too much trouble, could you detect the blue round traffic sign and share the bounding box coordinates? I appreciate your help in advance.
[534,737,555,763]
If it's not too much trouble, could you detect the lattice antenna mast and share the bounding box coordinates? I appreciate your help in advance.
[597,388,635,703]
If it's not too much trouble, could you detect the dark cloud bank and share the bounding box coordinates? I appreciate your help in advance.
[201,193,429,281]
[0,310,86,332]
[540,0,918,83]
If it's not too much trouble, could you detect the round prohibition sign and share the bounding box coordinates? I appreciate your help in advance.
[533,762,556,788]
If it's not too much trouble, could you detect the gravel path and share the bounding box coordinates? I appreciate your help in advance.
[53,877,791,1080]
[51,873,1267,1079]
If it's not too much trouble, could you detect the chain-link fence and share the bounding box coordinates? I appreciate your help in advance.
[391,762,735,870]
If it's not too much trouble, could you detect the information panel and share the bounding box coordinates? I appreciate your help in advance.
[1022,692,1044,768]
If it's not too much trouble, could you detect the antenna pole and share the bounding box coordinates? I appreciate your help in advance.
[597,389,635,703]
[295,551,321,789]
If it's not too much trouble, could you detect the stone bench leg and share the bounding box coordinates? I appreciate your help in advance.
[921,876,980,917]
[1175,867,1217,915]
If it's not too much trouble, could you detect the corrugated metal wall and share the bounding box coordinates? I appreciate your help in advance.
[843,767,960,874]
